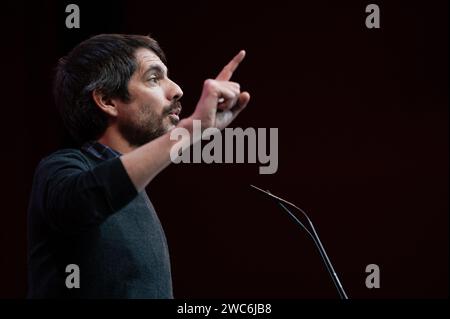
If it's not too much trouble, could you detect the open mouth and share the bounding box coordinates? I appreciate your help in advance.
[167,103,182,124]
[168,113,180,122]
[167,108,180,123]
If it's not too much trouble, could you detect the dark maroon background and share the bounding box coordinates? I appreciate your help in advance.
[1,0,448,298]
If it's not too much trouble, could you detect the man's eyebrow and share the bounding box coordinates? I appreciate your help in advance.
[142,64,168,78]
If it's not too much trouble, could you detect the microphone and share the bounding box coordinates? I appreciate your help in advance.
[250,184,349,299]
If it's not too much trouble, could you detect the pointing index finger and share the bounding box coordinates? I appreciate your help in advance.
[216,50,246,81]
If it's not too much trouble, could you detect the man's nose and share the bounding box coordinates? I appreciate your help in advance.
[167,79,183,101]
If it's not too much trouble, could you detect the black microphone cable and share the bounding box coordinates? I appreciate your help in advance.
[250,184,349,299]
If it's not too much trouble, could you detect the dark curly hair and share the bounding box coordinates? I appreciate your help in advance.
[53,34,167,144]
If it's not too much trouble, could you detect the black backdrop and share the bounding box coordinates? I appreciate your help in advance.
[1,0,448,298]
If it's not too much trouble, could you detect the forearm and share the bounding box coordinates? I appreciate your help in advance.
[120,117,194,192]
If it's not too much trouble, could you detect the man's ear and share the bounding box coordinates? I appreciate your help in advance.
[92,89,119,117]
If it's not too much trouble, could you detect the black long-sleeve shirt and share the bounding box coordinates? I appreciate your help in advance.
[27,141,173,298]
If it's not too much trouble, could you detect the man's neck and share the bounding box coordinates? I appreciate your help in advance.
[97,125,136,155]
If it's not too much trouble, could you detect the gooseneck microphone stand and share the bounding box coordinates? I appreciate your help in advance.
[250,185,349,299]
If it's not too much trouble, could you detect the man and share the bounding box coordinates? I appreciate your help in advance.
[27,34,250,298]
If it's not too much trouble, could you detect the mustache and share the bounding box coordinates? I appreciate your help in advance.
[163,101,182,115]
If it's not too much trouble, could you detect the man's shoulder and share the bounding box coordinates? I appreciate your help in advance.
[36,148,92,172]
[41,147,87,162]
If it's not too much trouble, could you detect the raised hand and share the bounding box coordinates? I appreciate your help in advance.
[190,50,251,130]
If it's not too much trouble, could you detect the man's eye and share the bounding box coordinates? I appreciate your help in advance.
[148,76,159,83]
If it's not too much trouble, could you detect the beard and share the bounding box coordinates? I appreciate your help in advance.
[118,101,181,148]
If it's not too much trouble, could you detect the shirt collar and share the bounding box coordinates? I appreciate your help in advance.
[81,140,121,161]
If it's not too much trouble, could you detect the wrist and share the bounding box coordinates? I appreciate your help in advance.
[176,117,194,134]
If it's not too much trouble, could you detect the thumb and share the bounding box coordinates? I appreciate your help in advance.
[231,92,251,116]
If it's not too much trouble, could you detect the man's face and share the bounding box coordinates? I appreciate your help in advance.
[116,48,183,147]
